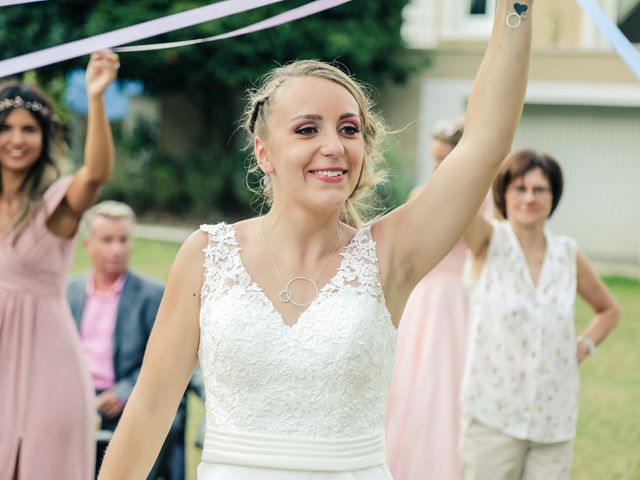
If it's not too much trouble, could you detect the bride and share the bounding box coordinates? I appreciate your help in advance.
[98,1,535,478]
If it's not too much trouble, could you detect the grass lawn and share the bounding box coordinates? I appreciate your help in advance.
[71,241,640,480]
[71,237,181,282]
[573,276,640,479]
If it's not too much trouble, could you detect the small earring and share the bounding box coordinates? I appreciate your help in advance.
[260,174,271,189]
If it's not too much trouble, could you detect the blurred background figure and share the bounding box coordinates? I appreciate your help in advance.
[67,200,187,480]
[0,51,118,480]
[460,149,620,479]
[386,117,478,480]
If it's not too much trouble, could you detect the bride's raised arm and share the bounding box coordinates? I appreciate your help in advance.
[376,0,534,314]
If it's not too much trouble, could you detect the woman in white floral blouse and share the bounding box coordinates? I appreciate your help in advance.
[460,149,620,480]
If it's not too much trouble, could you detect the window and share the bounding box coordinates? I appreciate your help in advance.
[442,0,496,40]
[469,0,488,15]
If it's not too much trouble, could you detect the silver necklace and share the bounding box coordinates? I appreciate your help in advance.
[261,217,341,307]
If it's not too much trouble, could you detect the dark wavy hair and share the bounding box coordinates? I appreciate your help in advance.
[493,149,564,219]
[0,81,65,242]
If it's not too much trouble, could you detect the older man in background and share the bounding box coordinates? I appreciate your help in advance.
[67,200,186,479]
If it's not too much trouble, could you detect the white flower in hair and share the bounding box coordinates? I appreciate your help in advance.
[0,95,51,116]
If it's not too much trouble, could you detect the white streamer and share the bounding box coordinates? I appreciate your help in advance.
[0,0,46,6]
[576,0,640,80]
[0,0,284,78]
[115,0,351,53]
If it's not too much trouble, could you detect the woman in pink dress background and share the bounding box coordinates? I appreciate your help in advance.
[386,118,489,480]
[0,51,118,479]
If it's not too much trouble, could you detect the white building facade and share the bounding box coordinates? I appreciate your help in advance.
[383,0,640,264]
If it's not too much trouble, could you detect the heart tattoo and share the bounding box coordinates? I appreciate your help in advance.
[514,3,529,16]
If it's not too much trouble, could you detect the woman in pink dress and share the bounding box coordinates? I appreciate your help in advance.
[0,51,118,479]
[386,118,478,480]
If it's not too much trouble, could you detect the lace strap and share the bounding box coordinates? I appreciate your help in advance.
[344,226,378,263]
[333,225,383,298]
[199,223,238,299]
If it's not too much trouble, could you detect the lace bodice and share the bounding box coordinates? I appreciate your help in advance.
[198,223,397,439]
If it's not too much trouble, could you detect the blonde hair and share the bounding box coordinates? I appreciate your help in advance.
[242,60,388,228]
[81,200,136,238]
[431,117,464,147]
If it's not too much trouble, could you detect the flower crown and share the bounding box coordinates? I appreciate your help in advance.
[0,95,51,117]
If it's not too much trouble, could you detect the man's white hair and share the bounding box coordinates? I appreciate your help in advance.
[81,200,136,237]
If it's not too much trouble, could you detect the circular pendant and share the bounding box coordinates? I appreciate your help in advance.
[282,276,319,307]
[278,290,293,303]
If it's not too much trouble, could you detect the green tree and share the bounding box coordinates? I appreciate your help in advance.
[1,1,422,219]
[1,0,418,90]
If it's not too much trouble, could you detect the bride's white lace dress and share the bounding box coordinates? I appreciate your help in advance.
[197,223,397,479]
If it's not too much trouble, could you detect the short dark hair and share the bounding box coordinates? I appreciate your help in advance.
[493,149,564,219]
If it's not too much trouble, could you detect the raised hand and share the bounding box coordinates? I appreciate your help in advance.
[86,50,120,100]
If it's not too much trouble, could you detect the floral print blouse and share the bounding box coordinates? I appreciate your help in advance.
[462,221,579,443]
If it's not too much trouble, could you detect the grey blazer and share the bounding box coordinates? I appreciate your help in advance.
[67,270,164,402]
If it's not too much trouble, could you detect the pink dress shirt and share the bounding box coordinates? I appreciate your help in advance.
[79,273,126,391]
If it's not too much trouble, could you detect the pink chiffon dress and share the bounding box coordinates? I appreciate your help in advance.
[385,240,469,480]
[0,176,95,480]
